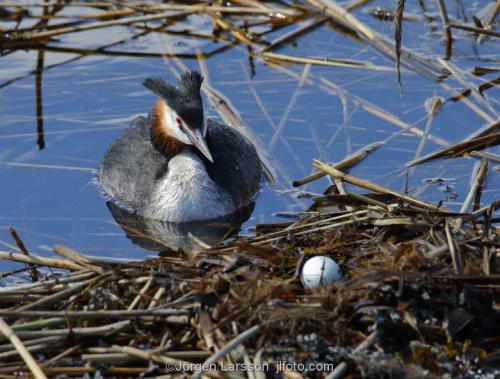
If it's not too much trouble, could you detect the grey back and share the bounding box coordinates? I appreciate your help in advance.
[97,116,169,212]
[205,119,262,208]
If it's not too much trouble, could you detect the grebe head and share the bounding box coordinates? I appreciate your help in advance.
[143,71,213,162]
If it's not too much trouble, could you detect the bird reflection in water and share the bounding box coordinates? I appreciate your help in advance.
[107,201,254,255]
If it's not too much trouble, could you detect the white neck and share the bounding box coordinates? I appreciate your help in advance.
[144,149,235,222]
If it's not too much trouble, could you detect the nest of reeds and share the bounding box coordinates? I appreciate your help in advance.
[0,164,498,378]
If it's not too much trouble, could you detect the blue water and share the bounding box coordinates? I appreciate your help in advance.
[0,0,498,269]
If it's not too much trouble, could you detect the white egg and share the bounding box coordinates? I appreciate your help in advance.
[301,256,341,289]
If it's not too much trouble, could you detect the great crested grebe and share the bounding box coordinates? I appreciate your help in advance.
[97,70,262,222]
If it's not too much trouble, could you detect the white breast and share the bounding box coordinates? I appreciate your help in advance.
[144,149,235,222]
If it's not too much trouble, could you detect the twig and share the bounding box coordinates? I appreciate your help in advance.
[193,325,262,379]
[435,0,453,57]
[325,330,379,379]
[0,270,95,295]
[449,21,500,38]
[8,227,38,282]
[45,344,81,365]
[128,276,154,310]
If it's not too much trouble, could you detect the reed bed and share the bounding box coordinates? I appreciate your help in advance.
[0,0,499,378]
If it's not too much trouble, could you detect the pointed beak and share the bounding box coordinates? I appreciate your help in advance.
[185,128,214,163]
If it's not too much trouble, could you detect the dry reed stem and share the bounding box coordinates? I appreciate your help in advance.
[263,51,394,71]
[128,276,154,310]
[111,345,192,369]
[325,330,379,379]
[445,220,463,274]
[313,160,444,211]
[251,52,449,147]
[0,318,47,379]
[85,4,300,16]
[438,81,496,123]
[470,151,500,163]
[407,132,500,167]
[393,0,405,98]
[460,159,489,214]
[461,118,500,142]
[293,141,381,186]
[413,97,443,161]
[435,0,452,58]
[0,309,187,319]
[44,344,81,366]
[0,321,131,342]
[476,1,500,43]
[438,58,498,117]
[0,1,119,6]
[7,227,38,282]
[333,177,355,211]
[4,10,189,41]
[450,21,500,38]
[53,245,104,274]
[0,271,96,295]
[263,16,329,52]
[252,209,368,242]
[0,251,86,271]
[17,281,91,311]
[193,324,262,379]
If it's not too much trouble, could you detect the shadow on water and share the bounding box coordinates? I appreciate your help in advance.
[0,0,498,263]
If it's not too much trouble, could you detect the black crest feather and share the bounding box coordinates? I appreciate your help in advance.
[178,70,203,97]
[143,70,204,112]
[142,77,177,103]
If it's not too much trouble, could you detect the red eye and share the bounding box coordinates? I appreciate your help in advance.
[176,117,182,126]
